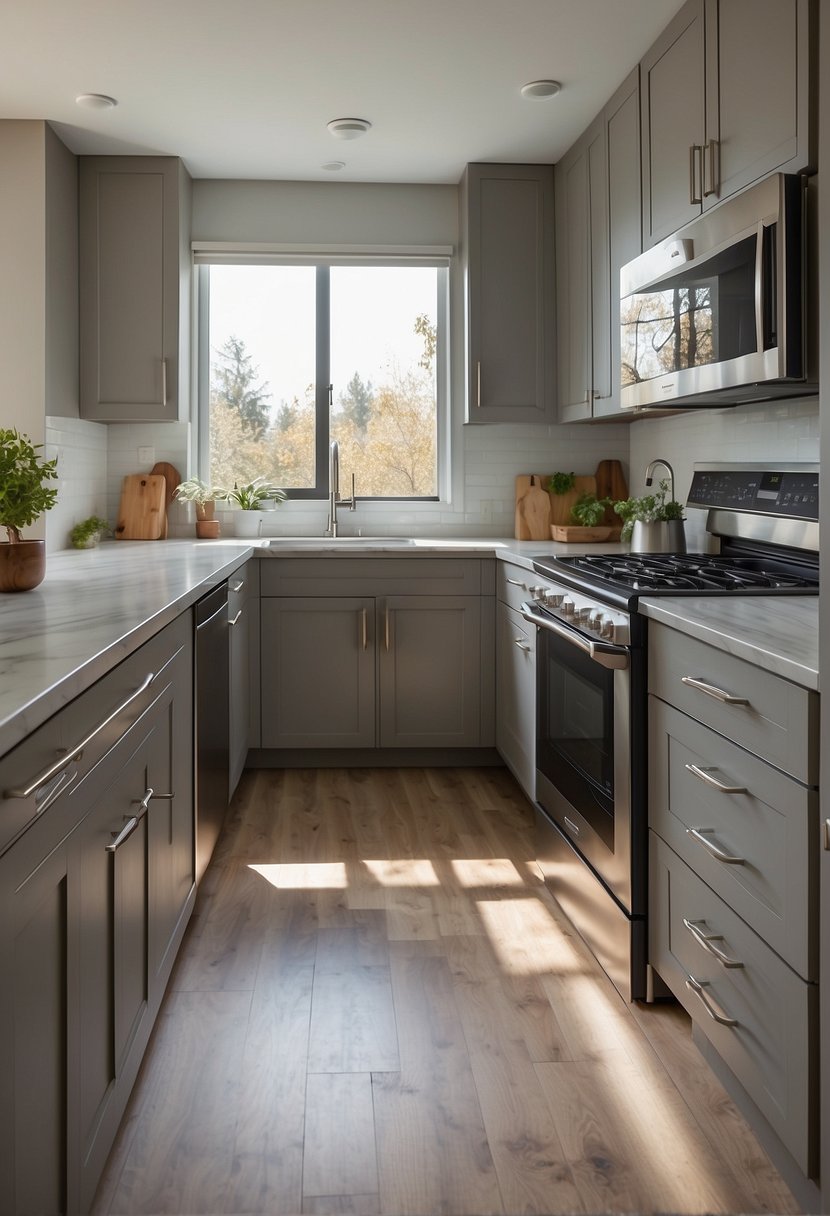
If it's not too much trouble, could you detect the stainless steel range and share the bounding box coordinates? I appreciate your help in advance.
[521,464,818,1002]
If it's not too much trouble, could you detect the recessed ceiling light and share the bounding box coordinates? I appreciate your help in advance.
[327,118,372,140]
[322,161,346,172]
[520,80,562,100]
[75,93,118,110]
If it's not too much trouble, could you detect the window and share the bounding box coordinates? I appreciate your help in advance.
[197,258,448,500]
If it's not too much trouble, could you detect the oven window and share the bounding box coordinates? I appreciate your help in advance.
[621,232,758,387]
[538,631,615,847]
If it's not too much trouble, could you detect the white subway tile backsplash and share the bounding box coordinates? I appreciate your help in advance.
[44,416,108,552]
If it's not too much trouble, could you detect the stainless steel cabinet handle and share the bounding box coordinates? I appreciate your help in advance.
[824,819,830,851]
[161,358,168,406]
[229,609,243,627]
[683,918,744,969]
[232,580,245,593]
[681,675,749,705]
[476,361,481,408]
[506,578,528,590]
[5,672,155,800]
[360,607,368,651]
[703,140,719,197]
[106,786,154,853]
[685,975,738,1027]
[384,604,391,652]
[684,763,747,795]
[513,637,531,653]
[689,144,703,205]
[592,390,610,400]
[563,816,581,837]
[686,826,746,865]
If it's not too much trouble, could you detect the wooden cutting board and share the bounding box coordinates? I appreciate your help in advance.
[549,475,596,526]
[514,475,551,541]
[594,459,628,526]
[150,461,181,539]
[115,474,167,540]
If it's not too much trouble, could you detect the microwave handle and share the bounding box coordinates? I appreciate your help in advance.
[520,603,629,671]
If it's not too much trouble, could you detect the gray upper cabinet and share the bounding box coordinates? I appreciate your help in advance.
[555,69,641,422]
[641,0,813,247]
[79,156,191,421]
[460,163,556,423]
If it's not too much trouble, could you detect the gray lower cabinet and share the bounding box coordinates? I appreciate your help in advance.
[495,599,535,800]
[0,614,194,1215]
[229,564,256,794]
[459,163,555,423]
[79,156,191,421]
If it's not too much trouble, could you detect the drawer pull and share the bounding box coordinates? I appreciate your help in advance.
[5,672,155,800]
[683,918,744,969]
[513,637,532,652]
[229,609,243,627]
[232,580,245,593]
[685,763,747,795]
[685,975,738,1027]
[680,676,748,705]
[106,786,154,853]
[563,816,581,838]
[686,826,745,865]
[506,578,528,590]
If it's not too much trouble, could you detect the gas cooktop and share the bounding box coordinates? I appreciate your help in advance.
[550,552,818,594]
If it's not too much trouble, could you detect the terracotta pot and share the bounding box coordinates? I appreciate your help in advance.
[196,520,220,539]
[0,539,46,592]
[195,500,215,523]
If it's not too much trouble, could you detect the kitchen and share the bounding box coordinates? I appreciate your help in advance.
[0,1,827,1213]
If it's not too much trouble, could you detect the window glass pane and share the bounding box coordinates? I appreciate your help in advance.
[330,266,438,497]
[208,265,316,490]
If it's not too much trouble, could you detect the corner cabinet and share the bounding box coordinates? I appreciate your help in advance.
[259,557,494,753]
[641,0,814,247]
[555,69,642,422]
[0,614,194,1216]
[79,156,192,421]
[459,164,556,423]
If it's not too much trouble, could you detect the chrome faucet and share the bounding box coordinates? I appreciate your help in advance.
[326,440,356,537]
[644,458,676,501]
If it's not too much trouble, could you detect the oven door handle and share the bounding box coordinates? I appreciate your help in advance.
[520,604,629,670]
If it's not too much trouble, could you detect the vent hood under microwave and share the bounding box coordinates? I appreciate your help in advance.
[619,174,816,411]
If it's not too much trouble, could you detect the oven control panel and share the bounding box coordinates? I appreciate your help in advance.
[687,468,819,519]
[525,578,630,646]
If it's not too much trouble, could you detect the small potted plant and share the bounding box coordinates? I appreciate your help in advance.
[216,478,286,538]
[174,477,220,538]
[0,428,59,592]
[70,515,109,550]
[614,479,686,552]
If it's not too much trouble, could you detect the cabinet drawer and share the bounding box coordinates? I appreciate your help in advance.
[260,557,485,598]
[650,834,815,1175]
[648,621,818,783]
[497,561,540,613]
[0,615,191,857]
[649,699,816,980]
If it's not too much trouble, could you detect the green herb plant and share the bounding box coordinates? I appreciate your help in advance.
[70,515,109,549]
[613,479,684,541]
[570,494,612,528]
[0,428,59,543]
[173,477,216,506]
[216,478,287,510]
[548,471,576,496]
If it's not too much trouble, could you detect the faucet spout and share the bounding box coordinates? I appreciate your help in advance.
[326,440,356,537]
[645,458,676,501]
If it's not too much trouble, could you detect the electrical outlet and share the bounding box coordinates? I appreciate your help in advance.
[138,445,155,466]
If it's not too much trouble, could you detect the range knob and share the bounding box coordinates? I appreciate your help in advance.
[560,597,575,618]
[543,590,564,607]
[576,607,593,624]
[598,615,616,641]
[528,585,548,600]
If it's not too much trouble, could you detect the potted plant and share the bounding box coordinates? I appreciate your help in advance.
[174,477,220,538]
[216,478,286,538]
[614,479,686,552]
[70,515,109,550]
[0,428,59,592]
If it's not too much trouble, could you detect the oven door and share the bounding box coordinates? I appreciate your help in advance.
[526,605,634,914]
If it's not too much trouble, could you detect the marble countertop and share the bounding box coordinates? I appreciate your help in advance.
[639,595,819,691]
[0,536,819,758]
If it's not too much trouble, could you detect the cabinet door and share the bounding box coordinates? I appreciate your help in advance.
[495,601,536,800]
[79,156,187,421]
[555,137,592,422]
[462,164,555,423]
[706,0,812,205]
[641,0,706,246]
[228,568,251,795]
[0,831,70,1216]
[602,68,642,418]
[261,597,375,747]
[379,596,482,747]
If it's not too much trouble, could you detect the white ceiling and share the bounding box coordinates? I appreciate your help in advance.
[3,0,685,183]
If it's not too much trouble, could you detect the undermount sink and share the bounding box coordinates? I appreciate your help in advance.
[267,536,417,547]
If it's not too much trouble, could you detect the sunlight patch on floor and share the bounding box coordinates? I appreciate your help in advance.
[476,896,589,977]
[249,861,347,889]
[450,857,524,887]
[362,858,441,886]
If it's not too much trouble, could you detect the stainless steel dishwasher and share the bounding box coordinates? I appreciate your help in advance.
[194,581,229,881]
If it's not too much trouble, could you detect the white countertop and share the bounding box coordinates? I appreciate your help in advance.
[0,536,819,758]
[639,595,819,692]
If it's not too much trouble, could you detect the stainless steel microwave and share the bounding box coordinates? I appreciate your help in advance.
[619,174,816,410]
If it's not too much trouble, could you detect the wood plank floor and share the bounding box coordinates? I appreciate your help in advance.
[92,766,800,1216]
